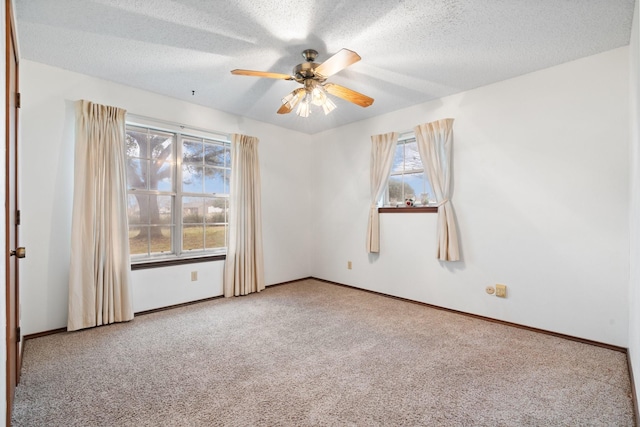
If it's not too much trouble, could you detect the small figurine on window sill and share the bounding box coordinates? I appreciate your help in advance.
[405,198,415,207]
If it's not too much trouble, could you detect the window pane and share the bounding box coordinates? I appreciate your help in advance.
[126,130,146,158]
[392,144,404,173]
[205,225,226,249]
[126,159,148,190]
[403,173,422,199]
[183,197,204,223]
[150,134,174,160]
[149,226,172,254]
[128,194,149,225]
[204,143,226,167]
[387,177,406,206]
[405,172,433,204]
[223,146,231,166]
[183,225,204,251]
[404,141,422,172]
[129,226,148,255]
[143,194,165,225]
[182,165,204,193]
[156,195,173,224]
[183,140,203,163]
[206,198,227,223]
[204,167,226,193]
[150,160,173,191]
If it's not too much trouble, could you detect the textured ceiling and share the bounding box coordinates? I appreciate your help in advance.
[14,0,636,134]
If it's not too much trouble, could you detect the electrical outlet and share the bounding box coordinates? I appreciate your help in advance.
[496,284,507,298]
[347,261,352,270]
[191,271,198,281]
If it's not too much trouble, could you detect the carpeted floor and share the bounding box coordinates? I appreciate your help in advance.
[12,279,635,426]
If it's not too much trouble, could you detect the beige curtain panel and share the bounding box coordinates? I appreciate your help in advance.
[367,132,399,253]
[415,118,460,261]
[224,134,265,297]
[68,100,134,331]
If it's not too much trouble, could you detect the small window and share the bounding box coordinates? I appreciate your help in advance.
[125,122,230,262]
[383,136,434,207]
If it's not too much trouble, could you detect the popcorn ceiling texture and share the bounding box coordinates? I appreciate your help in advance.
[14,0,635,134]
[12,280,634,426]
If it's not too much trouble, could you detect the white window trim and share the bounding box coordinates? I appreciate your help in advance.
[382,132,433,207]
[125,115,231,264]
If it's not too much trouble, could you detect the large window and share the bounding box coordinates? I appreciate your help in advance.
[384,135,433,207]
[125,123,230,262]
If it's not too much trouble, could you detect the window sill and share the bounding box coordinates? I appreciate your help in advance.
[131,254,226,270]
[378,206,438,213]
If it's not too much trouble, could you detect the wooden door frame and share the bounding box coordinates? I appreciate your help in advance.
[5,0,19,424]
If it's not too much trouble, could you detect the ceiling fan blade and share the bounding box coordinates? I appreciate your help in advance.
[315,49,361,78]
[231,69,293,80]
[277,103,293,114]
[324,83,374,108]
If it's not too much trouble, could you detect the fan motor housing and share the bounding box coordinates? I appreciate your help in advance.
[293,62,325,82]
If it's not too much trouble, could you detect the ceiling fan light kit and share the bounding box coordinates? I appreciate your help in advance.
[297,99,311,118]
[321,97,337,115]
[231,48,374,118]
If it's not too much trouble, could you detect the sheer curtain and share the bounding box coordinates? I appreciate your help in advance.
[367,132,399,253]
[414,118,460,261]
[224,134,265,297]
[68,100,134,331]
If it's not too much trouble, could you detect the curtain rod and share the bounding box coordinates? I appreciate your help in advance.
[126,113,230,139]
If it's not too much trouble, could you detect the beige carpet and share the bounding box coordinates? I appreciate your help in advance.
[12,279,635,426]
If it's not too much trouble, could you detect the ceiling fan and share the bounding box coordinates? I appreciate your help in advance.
[231,48,374,117]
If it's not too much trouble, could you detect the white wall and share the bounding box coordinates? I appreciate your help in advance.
[18,46,632,350]
[19,61,312,334]
[628,0,640,413]
[131,262,225,312]
[311,47,631,347]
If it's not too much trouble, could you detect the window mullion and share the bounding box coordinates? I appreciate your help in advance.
[402,142,407,202]
[176,133,184,257]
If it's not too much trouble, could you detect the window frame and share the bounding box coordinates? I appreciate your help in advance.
[381,133,435,212]
[125,117,231,265]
